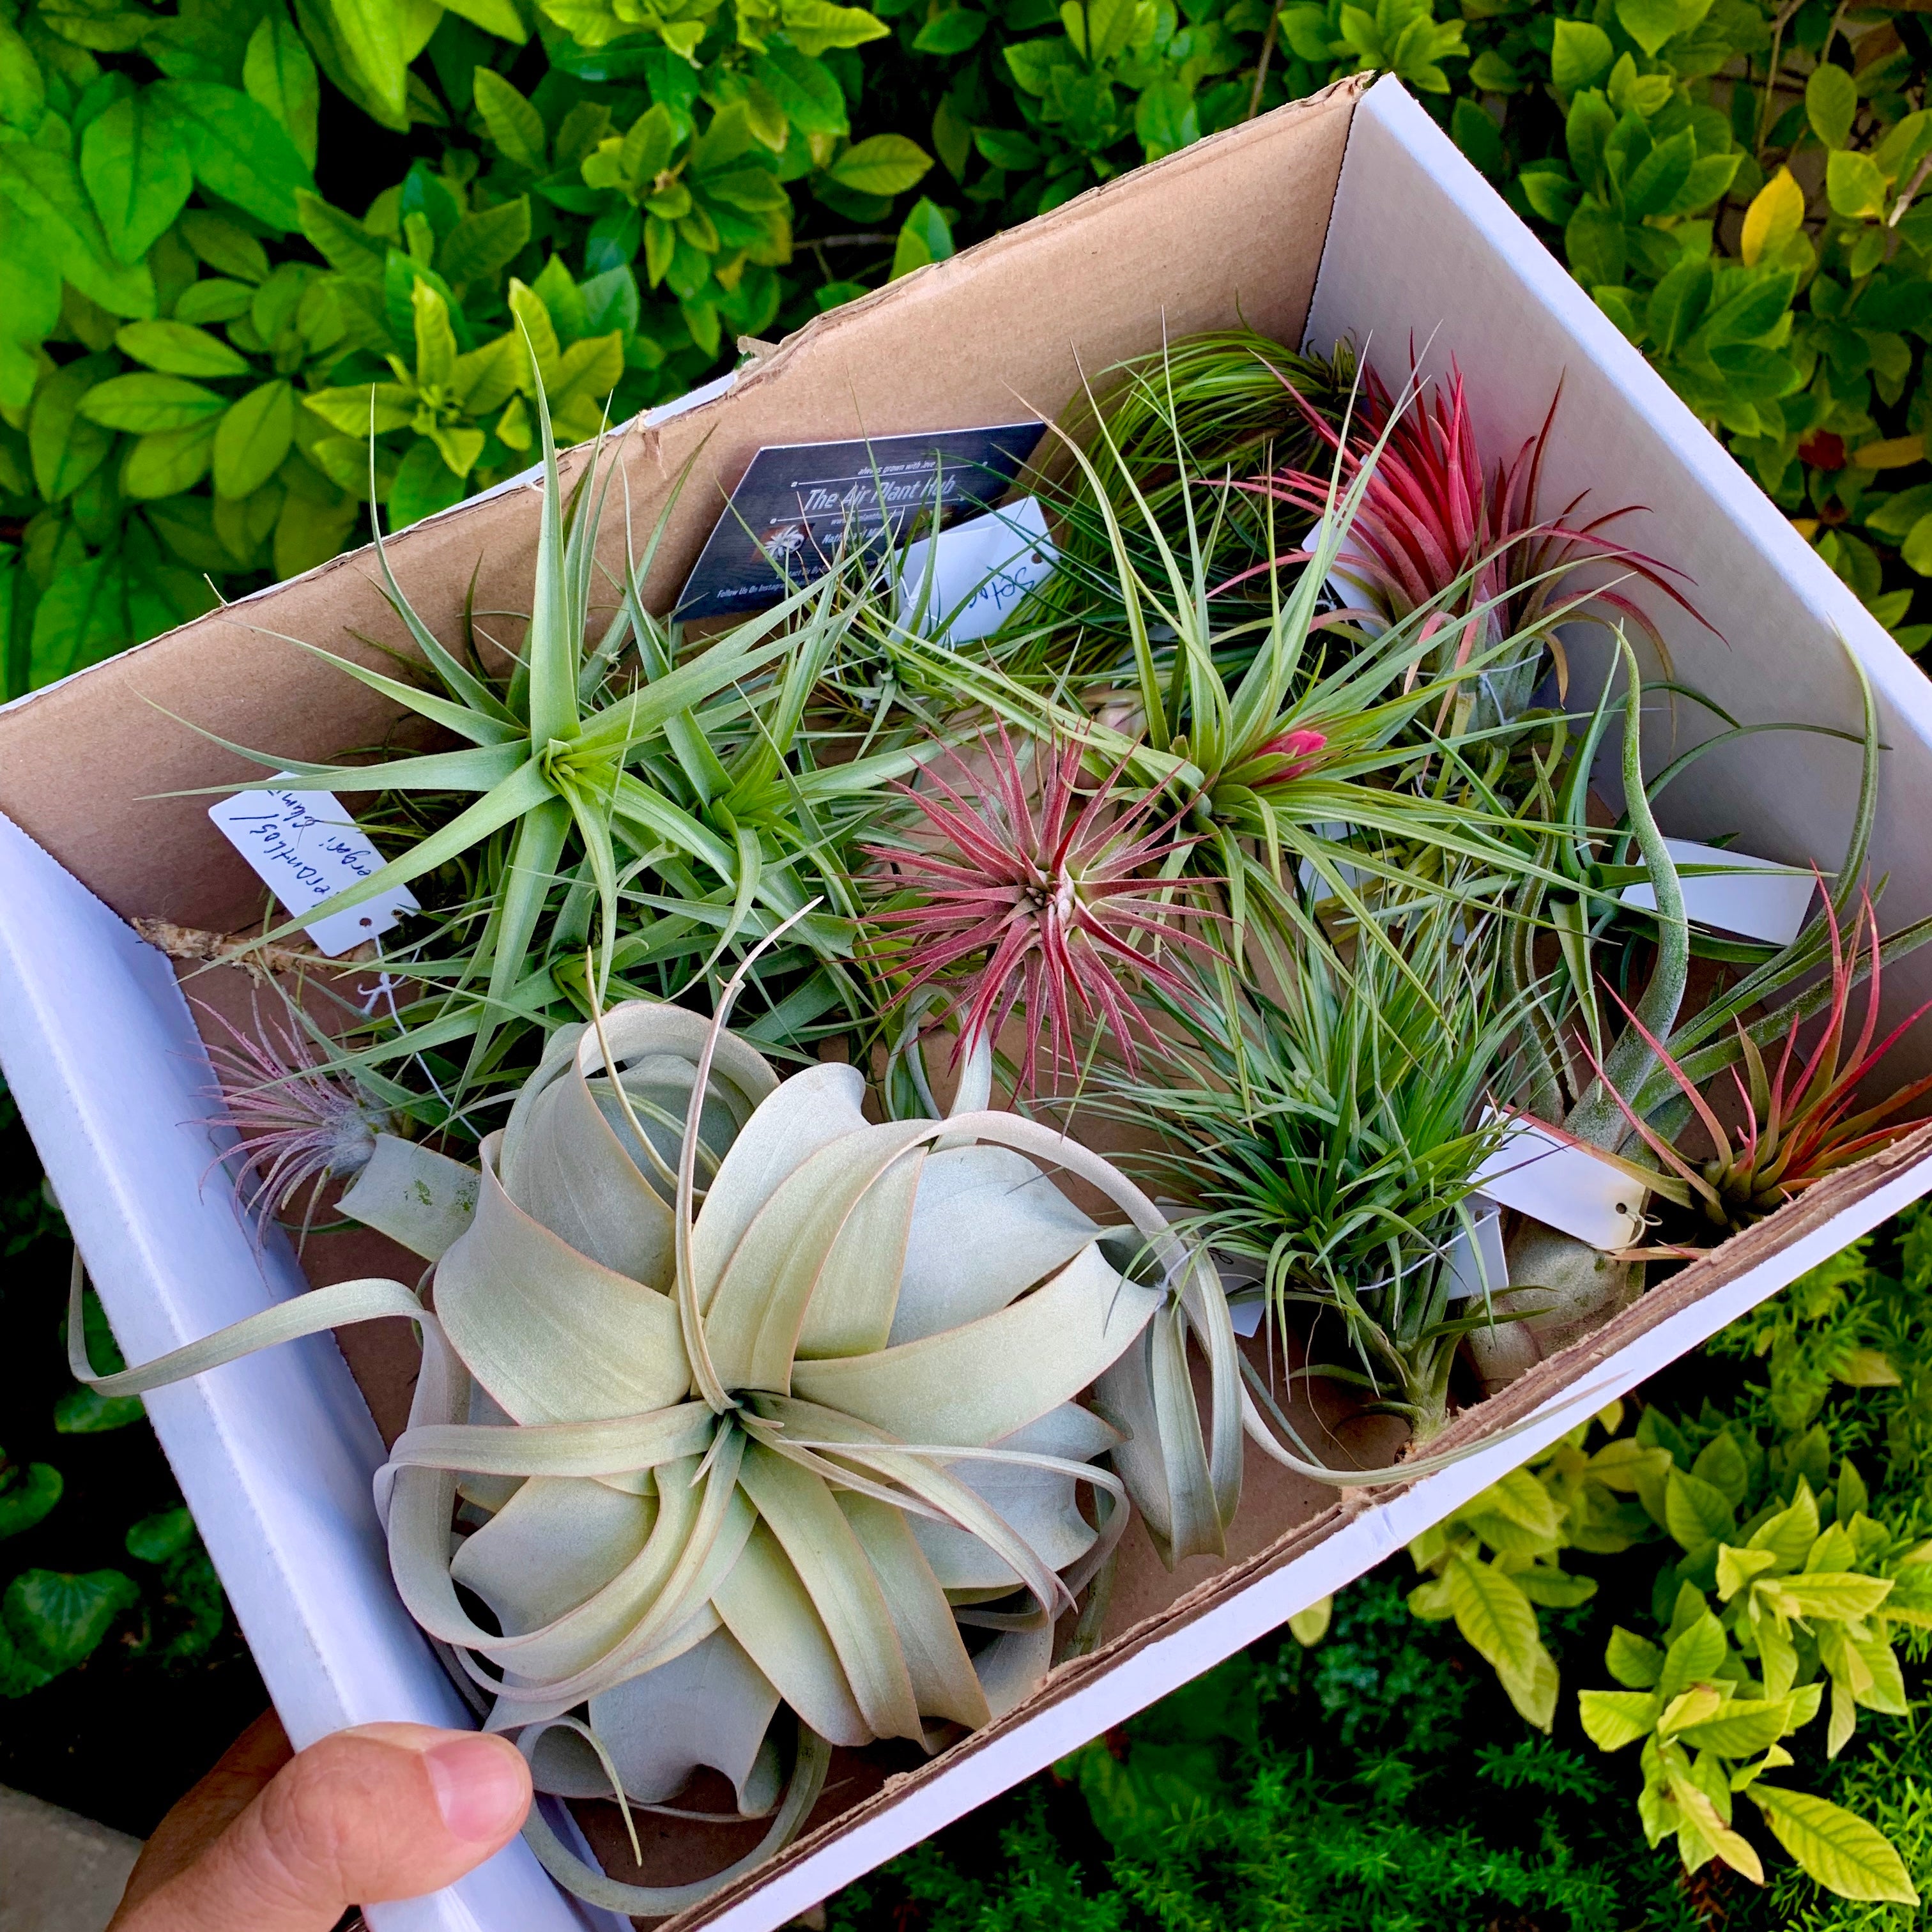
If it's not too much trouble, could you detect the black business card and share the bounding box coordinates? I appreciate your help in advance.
[675,422,1045,620]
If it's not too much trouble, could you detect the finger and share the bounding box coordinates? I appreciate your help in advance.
[115,1710,295,1918]
[110,1722,532,1932]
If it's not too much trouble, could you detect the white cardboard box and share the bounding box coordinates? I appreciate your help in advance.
[5,73,1932,1932]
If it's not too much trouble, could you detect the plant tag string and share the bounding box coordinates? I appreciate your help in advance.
[208,782,419,957]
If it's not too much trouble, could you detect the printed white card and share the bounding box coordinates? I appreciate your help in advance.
[895,496,1057,646]
[1470,1115,1646,1250]
[208,785,418,957]
[1620,837,1814,946]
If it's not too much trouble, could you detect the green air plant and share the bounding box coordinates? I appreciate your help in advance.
[882,345,1586,991]
[1107,891,1525,1446]
[1467,638,1932,1390]
[208,356,924,1119]
[66,943,1244,1913]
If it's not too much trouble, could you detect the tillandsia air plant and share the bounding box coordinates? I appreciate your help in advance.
[880,341,1594,993]
[1222,353,1706,728]
[206,354,927,1133]
[68,936,1245,1913]
[197,993,401,1242]
[1591,891,1932,1247]
[1104,889,1526,1446]
[1468,638,1932,1389]
[861,726,1220,1092]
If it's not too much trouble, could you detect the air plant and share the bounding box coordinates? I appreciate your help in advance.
[1468,637,1932,1387]
[69,937,1243,1915]
[1591,891,1932,1243]
[877,346,1591,990]
[1107,891,1526,1445]
[199,997,397,1236]
[1223,355,1705,726]
[206,355,923,1117]
[862,728,1218,1090]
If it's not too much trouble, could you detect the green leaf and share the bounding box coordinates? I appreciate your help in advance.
[828,134,933,198]
[115,319,250,378]
[213,380,295,500]
[29,355,118,501]
[1903,514,1932,578]
[1614,0,1678,57]
[52,1386,145,1432]
[1623,128,1696,218]
[1690,1430,1749,1510]
[121,420,220,498]
[295,190,386,279]
[1679,1696,1798,1757]
[327,0,410,126]
[28,548,121,682]
[0,144,157,318]
[3,1568,138,1676]
[438,197,532,284]
[151,80,316,233]
[1578,1687,1662,1750]
[1774,1573,1894,1621]
[1551,20,1614,96]
[174,278,258,324]
[1750,1784,1920,1904]
[914,8,988,52]
[890,196,955,279]
[1606,1625,1664,1688]
[473,67,547,170]
[1645,254,1714,351]
[0,1462,61,1540]
[180,210,270,283]
[1135,78,1197,162]
[1827,149,1887,220]
[390,437,468,528]
[245,15,320,169]
[125,1506,195,1565]
[1806,63,1858,151]
[1004,40,1064,96]
[80,372,228,433]
[79,93,194,267]
[1664,1466,1735,1551]
[1657,1607,1728,1698]
[1446,1552,1556,1728]
[1566,203,1626,287]
[756,47,849,137]
[1452,97,1506,180]
[0,20,46,132]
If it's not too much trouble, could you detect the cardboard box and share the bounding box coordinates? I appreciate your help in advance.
[5,70,1932,1932]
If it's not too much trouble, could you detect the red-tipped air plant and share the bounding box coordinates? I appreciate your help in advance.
[864,729,1219,1089]
[199,999,397,1240]
[1222,360,1707,689]
[1590,891,1932,1239]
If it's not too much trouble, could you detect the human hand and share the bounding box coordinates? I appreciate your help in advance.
[108,1710,533,1932]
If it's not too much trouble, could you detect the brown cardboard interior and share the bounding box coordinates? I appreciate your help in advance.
[5,65,1926,1930]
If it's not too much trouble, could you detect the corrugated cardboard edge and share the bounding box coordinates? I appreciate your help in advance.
[667,1116,1932,1929]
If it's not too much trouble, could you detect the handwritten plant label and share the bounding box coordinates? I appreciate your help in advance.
[1619,838,1814,946]
[1442,1199,1508,1301]
[1471,1114,1646,1251]
[896,496,1057,646]
[208,784,418,957]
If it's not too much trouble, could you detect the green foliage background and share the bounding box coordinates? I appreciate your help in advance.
[3,0,1932,698]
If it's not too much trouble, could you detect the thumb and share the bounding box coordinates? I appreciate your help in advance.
[114,1722,532,1932]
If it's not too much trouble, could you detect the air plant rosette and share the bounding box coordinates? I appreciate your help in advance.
[73,323,1932,1915]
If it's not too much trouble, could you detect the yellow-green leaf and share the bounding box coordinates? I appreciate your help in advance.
[1578,1687,1661,1751]
[1740,167,1807,269]
[304,383,417,436]
[80,372,227,433]
[1605,1625,1664,1689]
[120,420,219,499]
[1805,63,1857,151]
[1827,149,1887,220]
[827,134,933,198]
[1750,1784,1920,1904]
[1445,1552,1555,1728]
[114,319,249,378]
[1287,1595,1331,1646]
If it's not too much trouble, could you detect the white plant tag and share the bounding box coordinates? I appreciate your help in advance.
[1471,1116,1646,1250]
[1620,838,1814,946]
[1442,1198,1508,1301]
[896,496,1057,646]
[208,783,418,958]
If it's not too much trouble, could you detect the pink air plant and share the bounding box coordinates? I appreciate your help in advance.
[864,730,1218,1091]
[1220,360,1706,683]
[198,1000,396,1240]
[1589,891,1932,1240]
